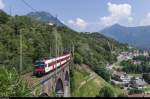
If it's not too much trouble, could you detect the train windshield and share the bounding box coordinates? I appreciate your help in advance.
[34,62,45,67]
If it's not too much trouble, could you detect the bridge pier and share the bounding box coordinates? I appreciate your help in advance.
[64,84,70,97]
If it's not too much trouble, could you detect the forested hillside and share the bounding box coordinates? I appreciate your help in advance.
[0,10,130,96]
[0,10,128,74]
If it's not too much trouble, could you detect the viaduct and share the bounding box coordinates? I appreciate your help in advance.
[22,60,72,97]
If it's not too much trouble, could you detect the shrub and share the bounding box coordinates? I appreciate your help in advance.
[74,53,83,65]
[98,85,115,97]
[118,92,128,97]
[95,66,111,82]
[0,66,31,96]
[0,10,9,24]
[143,73,150,84]
[128,88,143,94]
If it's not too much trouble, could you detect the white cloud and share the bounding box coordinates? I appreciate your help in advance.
[68,18,88,29]
[108,2,131,17]
[128,17,133,23]
[140,13,150,26]
[99,2,133,27]
[68,20,74,24]
[0,0,4,9]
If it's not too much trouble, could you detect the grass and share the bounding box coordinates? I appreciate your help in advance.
[144,85,150,93]
[71,64,126,97]
[128,73,142,78]
[71,64,105,97]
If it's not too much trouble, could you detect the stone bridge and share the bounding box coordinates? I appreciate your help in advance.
[22,60,72,97]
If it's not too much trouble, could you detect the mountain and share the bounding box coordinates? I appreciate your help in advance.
[100,24,150,50]
[0,10,128,73]
[27,11,65,27]
[0,10,127,97]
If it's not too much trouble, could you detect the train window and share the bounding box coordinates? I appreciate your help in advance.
[48,63,51,67]
[48,61,56,67]
[34,62,45,67]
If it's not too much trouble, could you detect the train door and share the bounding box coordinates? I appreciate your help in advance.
[45,63,49,73]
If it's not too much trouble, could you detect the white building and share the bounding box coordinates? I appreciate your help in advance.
[112,72,131,84]
[48,22,54,26]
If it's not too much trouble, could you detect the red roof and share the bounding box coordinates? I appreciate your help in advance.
[128,94,150,97]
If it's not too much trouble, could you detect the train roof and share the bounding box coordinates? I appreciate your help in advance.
[35,53,70,63]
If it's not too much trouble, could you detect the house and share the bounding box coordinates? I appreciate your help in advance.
[106,64,113,70]
[132,60,141,65]
[133,50,140,57]
[143,50,149,57]
[48,22,54,26]
[112,72,131,84]
[129,78,147,89]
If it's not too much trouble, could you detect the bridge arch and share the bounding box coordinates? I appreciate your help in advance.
[39,92,48,97]
[55,78,64,97]
[65,71,69,81]
[64,71,69,86]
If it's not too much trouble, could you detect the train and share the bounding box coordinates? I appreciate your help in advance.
[33,53,71,77]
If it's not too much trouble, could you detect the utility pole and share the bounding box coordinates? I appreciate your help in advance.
[20,29,23,74]
[49,28,52,58]
[54,14,58,82]
[9,5,12,16]
[72,42,74,59]
[70,42,74,71]
[9,5,13,66]
[54,27,58,77]
[49,42,51,58]
[107,40,113,62]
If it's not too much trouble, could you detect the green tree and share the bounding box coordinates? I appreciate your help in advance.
[143,73,150,84]
[0,10,9,24]
[74,53,83,65]
[98,85,115,97]
[95,66,111,82]
[0,66,31,96]
[129,88,143,94]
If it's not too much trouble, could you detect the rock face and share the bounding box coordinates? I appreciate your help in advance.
[27,11,65,27]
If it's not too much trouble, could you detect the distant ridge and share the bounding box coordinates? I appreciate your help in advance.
[27,11,65,27]
[99,24,150,50]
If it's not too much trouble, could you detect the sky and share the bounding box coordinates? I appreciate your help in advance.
[1,0,150,32]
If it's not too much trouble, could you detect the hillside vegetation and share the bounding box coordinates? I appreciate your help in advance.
[0,10,128,73]
[70,64,127,97]
[0,10,128,96]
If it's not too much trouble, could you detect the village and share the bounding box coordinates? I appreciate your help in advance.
[106,49,150,97]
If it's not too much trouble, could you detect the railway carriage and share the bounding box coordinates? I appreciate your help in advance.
[34,53,71,76]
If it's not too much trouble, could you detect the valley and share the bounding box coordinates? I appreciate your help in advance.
[0,0,150,97]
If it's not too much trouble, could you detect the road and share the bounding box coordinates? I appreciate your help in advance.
[106,54,126,71]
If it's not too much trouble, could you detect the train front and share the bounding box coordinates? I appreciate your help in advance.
[33,60,46,77]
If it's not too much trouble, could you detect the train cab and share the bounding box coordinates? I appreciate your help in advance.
[34,60,46,76]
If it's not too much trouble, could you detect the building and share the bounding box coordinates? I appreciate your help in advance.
[112,72,131,84]
[133,50,140,57]
[132,60,141,65]
[129,78,147,89]
[48,22,54,26]
[143,50,149,57]
[117,52,133,61]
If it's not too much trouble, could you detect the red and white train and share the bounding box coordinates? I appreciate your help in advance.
[34,53,71,76]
